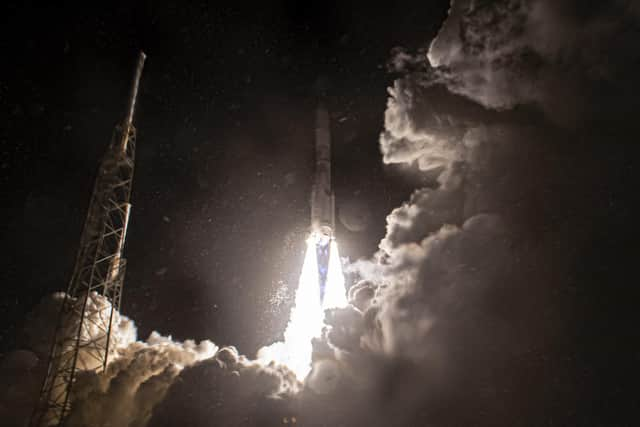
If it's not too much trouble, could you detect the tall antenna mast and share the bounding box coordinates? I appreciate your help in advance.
[30,51,146,427]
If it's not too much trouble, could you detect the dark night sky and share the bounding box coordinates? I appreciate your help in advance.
[2,2,640,426]
[0,1,448,353]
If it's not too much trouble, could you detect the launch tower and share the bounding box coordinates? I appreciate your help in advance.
[29,51,146,427]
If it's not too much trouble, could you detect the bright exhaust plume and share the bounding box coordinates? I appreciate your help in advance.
[258,233,347,380]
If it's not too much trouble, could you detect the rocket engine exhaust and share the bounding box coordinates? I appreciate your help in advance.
[258,101,347,380]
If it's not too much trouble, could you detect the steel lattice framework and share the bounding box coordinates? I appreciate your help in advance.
[30,52,146,427]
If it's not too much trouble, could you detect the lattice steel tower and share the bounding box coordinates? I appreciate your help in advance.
[30,52,146,427]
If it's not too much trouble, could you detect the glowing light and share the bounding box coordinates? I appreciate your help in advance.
[258,233,347,380]
[322,238,348,310]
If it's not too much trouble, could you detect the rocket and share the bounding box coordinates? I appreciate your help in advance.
[310,102,336,303]
[310,102,335,239]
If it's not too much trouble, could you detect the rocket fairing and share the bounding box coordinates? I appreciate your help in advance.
[310,103,335,239]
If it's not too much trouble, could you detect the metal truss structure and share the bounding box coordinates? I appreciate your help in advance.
[30,52,146,427]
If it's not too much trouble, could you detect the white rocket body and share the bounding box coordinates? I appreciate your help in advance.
[310,104,335,239]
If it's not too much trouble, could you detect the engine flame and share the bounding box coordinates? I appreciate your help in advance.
[258,233,347,380]
[323,238,348,310]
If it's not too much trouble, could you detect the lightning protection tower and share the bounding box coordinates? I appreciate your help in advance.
[30,51,146,427]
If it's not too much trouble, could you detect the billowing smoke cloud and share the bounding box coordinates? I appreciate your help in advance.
[1,293,221,427]
[2,292,300,427]
[147,347,299,427]
[427,0,640,125]
[3,1,638,425]
[65,330,218,427]
[318,1,638,424]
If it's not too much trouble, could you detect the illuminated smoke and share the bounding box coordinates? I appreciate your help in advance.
[259,233,347,380]
[0,293,216,427]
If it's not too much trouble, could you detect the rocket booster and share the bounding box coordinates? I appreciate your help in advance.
[310,103,335,238]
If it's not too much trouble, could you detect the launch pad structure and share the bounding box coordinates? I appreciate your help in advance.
[29,52,146,427]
